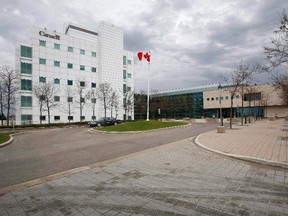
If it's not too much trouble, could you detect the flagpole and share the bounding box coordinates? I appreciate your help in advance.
[147,61,150,121]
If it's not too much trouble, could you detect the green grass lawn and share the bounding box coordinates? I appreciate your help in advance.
[96,120,187,132]
[0,133,13,144]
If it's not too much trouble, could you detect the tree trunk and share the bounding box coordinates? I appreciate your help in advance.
[7,94,10,126]
[1,92,3,126]
[241,86,244,126]
[47,101,51,124]
[230,99,233,129]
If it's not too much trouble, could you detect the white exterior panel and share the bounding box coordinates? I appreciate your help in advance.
[15,22,134,125]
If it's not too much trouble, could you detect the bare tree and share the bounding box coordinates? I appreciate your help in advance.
[109,90,119,118]
[134,91,147,119]
[235,61,259,125]
[259,92,269,118]
[75,81,90,122]
[97,82,113,118]
[123,91,134,120]
[271,72,288,107]
[0,79,4,126]
[0,65,19,126]
[89,89,97,120]
[264,9,288,69]
[33,82,58,124]
[244,85,257,123]
[63,86,75,123]
[264,9,288,107]
[33,85,46,124]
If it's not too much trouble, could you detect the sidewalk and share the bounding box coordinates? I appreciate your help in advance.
[0,122,288,215]
[195,118,288,169]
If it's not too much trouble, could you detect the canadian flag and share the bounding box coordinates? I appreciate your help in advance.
[137,51,151,63]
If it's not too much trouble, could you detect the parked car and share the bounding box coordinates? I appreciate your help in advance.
[88,117,121,127]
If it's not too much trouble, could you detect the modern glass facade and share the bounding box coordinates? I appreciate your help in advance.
[134,84,219,120]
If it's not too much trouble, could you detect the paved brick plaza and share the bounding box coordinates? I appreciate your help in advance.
[1,136,287,215]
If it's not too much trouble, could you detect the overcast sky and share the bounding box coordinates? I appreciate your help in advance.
[0,0,287,92]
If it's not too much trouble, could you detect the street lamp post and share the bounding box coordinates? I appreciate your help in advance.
[218,84,223,126]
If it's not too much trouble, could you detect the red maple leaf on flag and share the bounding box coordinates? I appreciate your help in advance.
[137,51,150,63]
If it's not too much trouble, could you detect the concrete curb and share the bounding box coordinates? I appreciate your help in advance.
[0,132,24,148]
[0,137,191,195]
[89,124,190,134]
[0,166,90,195]
[194,134,288,170]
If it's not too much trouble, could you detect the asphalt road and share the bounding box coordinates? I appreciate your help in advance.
[0,123,218,188]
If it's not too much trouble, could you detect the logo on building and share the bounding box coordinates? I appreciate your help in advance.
[39,31,60,40]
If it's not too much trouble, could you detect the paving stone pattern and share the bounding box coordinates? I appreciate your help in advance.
[198,119,288,164]
[0,139,288,215]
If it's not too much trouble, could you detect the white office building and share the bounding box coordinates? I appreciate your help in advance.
[15,22,134,125]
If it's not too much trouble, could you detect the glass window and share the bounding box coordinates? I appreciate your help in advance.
[123,56,126,65]
[40,116,46,121]
[40,95,45,101]
[123,70,126,79]
[127,73,131,78]
[91,98,96,103]
[39,58,46,65]
[225,96,229,100]
[91,83,96,88]
[68,97,73,102]
[68,116,73,120]
[80,49,85,55]
[21,115,32,125]
[91,52,96,57]
[123,84,127,93]
[54,60,60,67]
[54,116,60,121]
[21,79,32,91]
[80,98,85,103]
[54,43,60,49]
[80,65,85,71]
[80,81,85,87]
[80,116,85,120]
[127,60,132,65]
[67,80,73,86]
[91,67,96,72]
[54,96,60,102]
[67,63,73,69]
[54,78,60,84]
[20,46,32,58]
[127,86,131,92]
[20,62,32,74]
[39,40,46,47]
[68,46,73,52]
[39,77,46,83]
[21,96,32,107]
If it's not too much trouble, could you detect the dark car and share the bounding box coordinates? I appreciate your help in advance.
[88,117,121,127]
